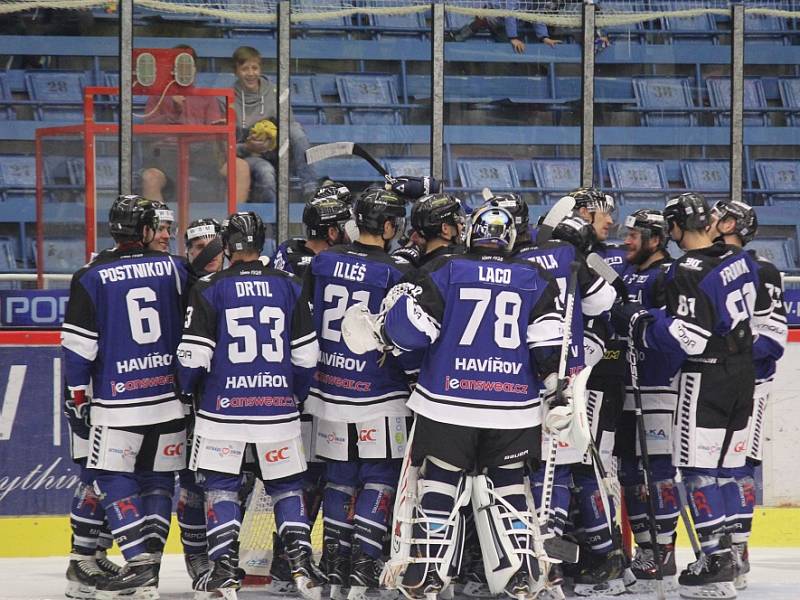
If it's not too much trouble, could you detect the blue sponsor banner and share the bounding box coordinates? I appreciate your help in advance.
[0,290,69,328]
[784,288,800,327]
[0,346,78,515]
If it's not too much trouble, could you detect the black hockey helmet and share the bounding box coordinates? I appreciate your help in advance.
[303,195,351,240]
[352,188,406,236]
[410,193,465,240]
[109,195,162,243]
[711,199,757,245]
[568,187,616,214]
[664,192,710,233]
[221,211,265,255]
[312,181,352,207]
[487,193,529,231]
[184,217,221,248]
[467,203,516,254]
[552,215,596,255]
[624,209,667,249]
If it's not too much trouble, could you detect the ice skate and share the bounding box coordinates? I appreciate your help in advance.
[286,539,324,600]
[732,543,749,591]
[678,552,737,599]
[266,533,297,595]
[346,549,379,600]
[324,540,350,600]
[94,553,160,600]
[625,543,677,593]
[401,565,443,600]
[185,553,211,582]
[572,549,626,597]
[538,563,565,600]
[504,569,534,600]
[95,551,123,578]
[65,554,107,600]
[192,556,242,600]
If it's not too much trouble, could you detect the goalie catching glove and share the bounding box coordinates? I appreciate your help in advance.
[340,302,393,355]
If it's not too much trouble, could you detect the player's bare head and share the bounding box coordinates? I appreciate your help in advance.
[467,204,516,255]
[484,193,529,243]
[410,193,466,247]
[568,187,615,242]
[353,188,406,246]
[664,192,711,249]
[624,209,667,265]
[186,217,223,273]
[109,195,163,248]
[710,200,757,247]
[222,211,265,261]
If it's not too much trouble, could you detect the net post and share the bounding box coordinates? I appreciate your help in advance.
[431,2,444,181]
[730,2,745,203]
[581,0,596,188]
[119,0,133,195]
[277,0,291,245]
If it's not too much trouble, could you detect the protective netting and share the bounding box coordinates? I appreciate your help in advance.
[1,1,799,27]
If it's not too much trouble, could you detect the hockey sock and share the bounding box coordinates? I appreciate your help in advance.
[177,472,207,556]
[97,524,114,552]
[94,470,148,560]
[531,464,572,536]
[140,471,174,554]
[267,475,312,557]
[202,471,242,561]
[620,455,680,546]
[303,461,326,524]
[324,461,359,559]
[354,482,394,559]
[682,467,728,555]
[718,463,756,544]
[70,469,106,556]
[573,470,615,555]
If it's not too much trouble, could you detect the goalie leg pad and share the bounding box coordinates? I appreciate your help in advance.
[400,457,468,593]
[202,472,242,561]
[718,464,756,544]
[140,471,174,554]
[70,468,106,555]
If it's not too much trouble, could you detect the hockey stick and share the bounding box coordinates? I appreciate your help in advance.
[586,252,629,301]
[676,479,703,559]
[481,187,494,202]
[305,142,397,184]
[535,195,576,247]
[628,336,667,600]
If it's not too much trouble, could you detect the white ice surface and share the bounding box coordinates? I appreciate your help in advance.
[1,548,798,600]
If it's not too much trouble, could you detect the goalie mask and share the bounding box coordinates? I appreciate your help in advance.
[487,193,530,241]
[221,211,266,256]
[467,204,516,254]
[410,193,466,242]
[711,199,757,245]
[109,195,162,244]
[624,209,667,265]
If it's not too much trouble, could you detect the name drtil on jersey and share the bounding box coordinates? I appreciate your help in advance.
[454,357,522,375]
[117,352,173,374]
[235,281,273,297]
[98,260,173,283]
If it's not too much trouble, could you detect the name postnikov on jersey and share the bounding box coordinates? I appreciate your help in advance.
[97,259,174,283]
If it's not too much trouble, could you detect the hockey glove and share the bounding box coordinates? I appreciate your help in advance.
[391,244,422,267]
[387,175,441,200]
[64,389,91,440]
[542,373,574,434]
[610,301,653,344]
[341,302,392,355]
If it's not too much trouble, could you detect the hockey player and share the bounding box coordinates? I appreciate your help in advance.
[301,188,415,600]
[510,200,616,599]
[272,182,352,275]
[176,211,322,600]
[408,192,466,267]
[146,201,174,253]
[612,192,768,599]
[186,217,224,275]
[709,200,787,590]
[348,203,566,600]
[613,209,682,593]
[61,195,191,599]
[269,189,352,594]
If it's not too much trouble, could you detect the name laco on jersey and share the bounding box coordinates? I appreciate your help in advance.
[720,258,751,286]
[97,259,174,283]
[333,261,367,282]
[478,266,512,284]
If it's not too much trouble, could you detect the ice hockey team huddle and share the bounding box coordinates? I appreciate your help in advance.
[60,176,787,600]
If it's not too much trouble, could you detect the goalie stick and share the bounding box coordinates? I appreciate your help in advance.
[305,142,397,184]
[535,195,576,247]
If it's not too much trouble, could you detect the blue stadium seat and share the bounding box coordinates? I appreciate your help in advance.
[457,159,520,206]
[220,0,277,36]
[680,160,730,196]
[293,0,354,33]
[0,237,18,270]
[67,157,119,189]
[0,155,36,202]
[383,157,431,179]
[194,72,236,89]
[606,159,668,205]
[661,9,718,44]
[445,8,476,34]
[0,73,14,120]
[307,157,377,182]
[25,71,86,122]
[335,75,402,125]
[531,158,581,204]
[747,238,795,271]
[755,160,800,204]
[598,1,647,44]
[632,77,696,126]
[745,11,789,45]
[706,77,769,126]
[366,2,426,36]
[31,237,86,274]
[778,78,800,126]
[291,75,326,125]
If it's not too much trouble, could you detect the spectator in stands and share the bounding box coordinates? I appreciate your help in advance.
[231,46,317,203]
[448,1,561,52]
[140,45,251,204]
